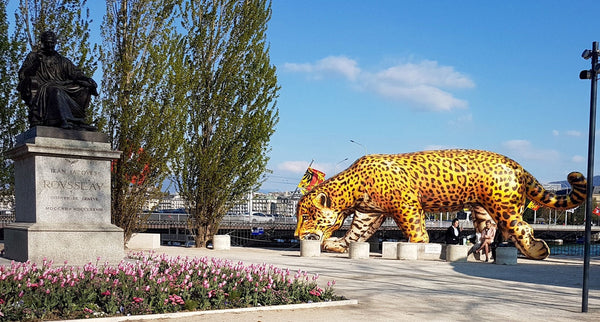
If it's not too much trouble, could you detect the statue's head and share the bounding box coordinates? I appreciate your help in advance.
[40,31,56,51]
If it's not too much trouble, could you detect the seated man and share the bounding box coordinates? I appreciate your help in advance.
[17,30,98,130]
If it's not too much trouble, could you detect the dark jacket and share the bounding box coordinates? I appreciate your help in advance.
[445,225,461,244]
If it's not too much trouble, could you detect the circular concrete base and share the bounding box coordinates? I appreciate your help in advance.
[213,235,231,251]
[349,242,370,259]
[300,240,321,257]
[397,242,418,260]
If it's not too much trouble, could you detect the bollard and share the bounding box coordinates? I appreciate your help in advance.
[300,240,321,257]
[349,242,370,259]
[397,242,418,260]
[213,235,231,250]
[495,246,517,265]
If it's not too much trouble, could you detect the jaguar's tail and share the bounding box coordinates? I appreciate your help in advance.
[525,172,586,210]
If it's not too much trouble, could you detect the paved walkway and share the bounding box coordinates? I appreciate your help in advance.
[2,245,599,321]
[123,246,600,322]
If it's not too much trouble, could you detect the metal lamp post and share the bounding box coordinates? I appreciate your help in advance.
[579,41,599,313]
[350,139,367,155]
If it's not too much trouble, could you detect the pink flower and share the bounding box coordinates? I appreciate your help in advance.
[101,290,111,296]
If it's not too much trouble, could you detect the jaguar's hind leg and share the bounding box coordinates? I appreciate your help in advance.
[486,204,549,260]
[390,207,428,243]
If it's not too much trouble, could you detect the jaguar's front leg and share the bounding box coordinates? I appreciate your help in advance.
[323,211,385,252]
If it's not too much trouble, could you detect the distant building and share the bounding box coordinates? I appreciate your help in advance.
[152,191,301,217]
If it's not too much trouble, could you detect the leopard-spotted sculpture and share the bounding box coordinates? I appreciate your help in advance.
[294,149,586,260]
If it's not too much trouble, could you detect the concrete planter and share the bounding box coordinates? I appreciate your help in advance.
[445,244,470,262]
[213,235,231,251]
[397,242,418,260]
[495,246,517,265]
[300,240,321,257]
[349,242,370,259]
[381,242,398,259]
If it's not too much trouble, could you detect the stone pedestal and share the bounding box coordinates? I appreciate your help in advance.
[446,244,470,262]
[495,246,518,265]
[397,242,418,260]
[300,240,321,257]
[349,241,370,259]
[4,127,124,265]
[213,235,231,251]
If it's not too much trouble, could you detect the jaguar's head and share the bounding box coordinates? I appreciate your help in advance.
[295,191,345,243]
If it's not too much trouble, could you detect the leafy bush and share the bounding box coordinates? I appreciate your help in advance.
[0,251,344,320]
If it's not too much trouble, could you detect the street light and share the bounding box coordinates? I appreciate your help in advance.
[350,139,367,155]
[579,41,599,313]
[335,157,349,173]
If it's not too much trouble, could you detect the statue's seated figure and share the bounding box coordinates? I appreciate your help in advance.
[17,31,98,131]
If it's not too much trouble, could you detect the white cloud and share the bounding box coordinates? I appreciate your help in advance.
[284,55,360,81]
[277,161,311,173]
[374,60,474,89]
[566,130,582,137]
[502,140,560,161]
[572,155,585,163]
[552,130,559,136]
[284,56,474,112]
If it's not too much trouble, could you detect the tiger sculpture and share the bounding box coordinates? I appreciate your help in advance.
[294,149,586,260]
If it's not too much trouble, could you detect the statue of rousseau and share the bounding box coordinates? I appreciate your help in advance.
[17,30,98,131]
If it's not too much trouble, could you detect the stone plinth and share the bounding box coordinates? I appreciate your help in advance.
[300,240,321,257]
[213,235,231,251]
[349,242,370,259]
[381,242,398,259]
[495,246,518,265]
[446,244,470,262]
[397,242,418,260]
[4,127,124,265]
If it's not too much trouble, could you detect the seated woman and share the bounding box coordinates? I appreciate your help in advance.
[475,220,496,262]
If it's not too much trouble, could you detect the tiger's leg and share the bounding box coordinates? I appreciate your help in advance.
[390,206,428,243]
[322,211,385,252]
[486,204,549,260]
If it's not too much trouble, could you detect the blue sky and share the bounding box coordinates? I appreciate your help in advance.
[261,1,600,191]
[9,1,600,192]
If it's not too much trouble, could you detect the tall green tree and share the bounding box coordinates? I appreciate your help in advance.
[174,0,279,247]
[0,0,95,205]
[100,0,186,242]
[0,0,25,206]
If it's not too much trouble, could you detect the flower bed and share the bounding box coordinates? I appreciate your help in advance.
[0,251,345,320]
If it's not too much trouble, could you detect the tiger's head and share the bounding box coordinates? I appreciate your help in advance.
[294,191,345,243]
